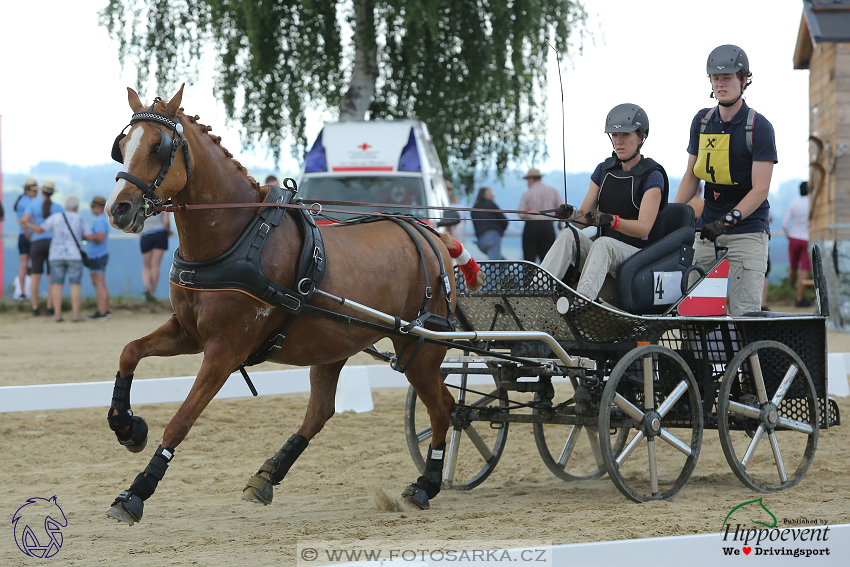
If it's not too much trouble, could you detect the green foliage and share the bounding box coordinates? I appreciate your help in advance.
[100,0,588,194]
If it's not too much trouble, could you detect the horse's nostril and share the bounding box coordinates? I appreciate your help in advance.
[112,202,131,218]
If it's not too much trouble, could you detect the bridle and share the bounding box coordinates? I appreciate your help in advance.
[112,97,192,216]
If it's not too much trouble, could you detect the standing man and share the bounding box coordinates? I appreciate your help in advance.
[674,45,776,316]
[471,187,509,260]
[13,179,39,300]
[518,168,564,263]
[22,180,62,316]
[783,182,811,308]
[86,196,111,320]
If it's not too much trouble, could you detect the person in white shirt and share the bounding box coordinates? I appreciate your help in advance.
[782,182,811,308]
[27,195,91,322]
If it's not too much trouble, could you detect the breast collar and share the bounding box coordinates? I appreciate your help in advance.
[168,184,326,314]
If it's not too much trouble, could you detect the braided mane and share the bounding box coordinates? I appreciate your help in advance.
[153,99,260,191]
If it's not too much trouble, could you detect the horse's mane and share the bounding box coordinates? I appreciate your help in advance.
[154,100,261,192]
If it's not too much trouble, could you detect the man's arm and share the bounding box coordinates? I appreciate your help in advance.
[734,161,773,219]
[675,154,700,204]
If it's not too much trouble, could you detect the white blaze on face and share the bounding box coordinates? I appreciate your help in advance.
[106,126,146,212]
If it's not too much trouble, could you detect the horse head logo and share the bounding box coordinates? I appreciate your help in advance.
[12,496,68,558]
[722,497,777,531]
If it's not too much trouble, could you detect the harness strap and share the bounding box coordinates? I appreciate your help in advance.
[745,108,756,155]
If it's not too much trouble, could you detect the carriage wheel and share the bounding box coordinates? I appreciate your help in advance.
[598,345,703,502]
[718,340,819,493]
[532,378,630,481]
[405,365,509,490]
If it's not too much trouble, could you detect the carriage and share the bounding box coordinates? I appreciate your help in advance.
[104,87,842,524]
[396,246,841,502]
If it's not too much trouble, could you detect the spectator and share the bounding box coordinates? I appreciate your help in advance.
[140,211,171,302]
[86,196,111,320]
[26,195,90,322]
[471,187,509,260]
[265,175,279,186]
[21,180,62,316]
[783,181,812,308]
[13,179,39,301]
[517,168,564,263]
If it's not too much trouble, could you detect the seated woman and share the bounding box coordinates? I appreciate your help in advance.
[540,103,669,301]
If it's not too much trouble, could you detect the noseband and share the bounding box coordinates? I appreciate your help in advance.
[112,97,192,216]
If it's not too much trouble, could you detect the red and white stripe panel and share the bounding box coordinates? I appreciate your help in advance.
[678,260,729,316]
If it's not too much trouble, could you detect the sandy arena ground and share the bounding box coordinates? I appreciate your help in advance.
[1,305,848,565]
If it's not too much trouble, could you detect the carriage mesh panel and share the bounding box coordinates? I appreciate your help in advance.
[452,261,833,428]
[454,261,679,343]
[739,319,830,428]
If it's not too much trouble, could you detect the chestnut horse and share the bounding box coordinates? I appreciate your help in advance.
[104,85,455,524]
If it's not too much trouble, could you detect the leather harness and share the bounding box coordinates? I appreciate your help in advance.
[168,184,453,379]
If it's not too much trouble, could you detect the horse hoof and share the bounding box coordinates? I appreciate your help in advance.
[242,474,273,505]
[105,492,144,526]
[401,485,431,510]
[117,416,148,453]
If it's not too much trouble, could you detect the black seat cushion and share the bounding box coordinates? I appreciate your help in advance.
[616,204,696,314]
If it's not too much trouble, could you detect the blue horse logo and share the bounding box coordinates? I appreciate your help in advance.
[12,496,68,558]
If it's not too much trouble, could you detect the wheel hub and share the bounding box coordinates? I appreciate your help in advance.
[644,411,662,437]
[761,402,780,429]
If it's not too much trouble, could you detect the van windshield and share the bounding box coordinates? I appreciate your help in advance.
[298,176,428,221]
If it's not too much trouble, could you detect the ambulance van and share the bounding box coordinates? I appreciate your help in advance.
[296,120,452,226]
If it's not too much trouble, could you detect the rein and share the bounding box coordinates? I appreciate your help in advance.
[152,199,578,223]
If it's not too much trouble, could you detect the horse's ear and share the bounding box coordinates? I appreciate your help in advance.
[127,88,144,112]
[165,83,185,117]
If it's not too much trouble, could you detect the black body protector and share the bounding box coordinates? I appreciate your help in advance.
[596,156,669,249]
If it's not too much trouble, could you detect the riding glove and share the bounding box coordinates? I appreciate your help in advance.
[553,204,575,220]
[585,211,615,227]
[699,219,732,242]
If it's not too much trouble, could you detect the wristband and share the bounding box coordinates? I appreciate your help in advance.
[611,215,620,230]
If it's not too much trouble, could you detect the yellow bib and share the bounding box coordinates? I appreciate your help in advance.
[694,133,735,185]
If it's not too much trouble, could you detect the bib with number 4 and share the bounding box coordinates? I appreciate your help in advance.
[694,133,735,186]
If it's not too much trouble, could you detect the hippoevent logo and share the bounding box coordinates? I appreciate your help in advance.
[720,498,831,558]
[12,496,67,558]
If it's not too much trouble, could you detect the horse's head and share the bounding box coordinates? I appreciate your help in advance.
[107,85,191,233]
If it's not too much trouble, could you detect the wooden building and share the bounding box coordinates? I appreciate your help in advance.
[794,0,850,329]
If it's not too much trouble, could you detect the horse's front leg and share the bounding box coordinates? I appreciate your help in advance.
[106,340,240,526]
[242,359,347,505]
[108,315,201,453]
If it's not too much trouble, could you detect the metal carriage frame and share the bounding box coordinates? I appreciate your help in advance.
[395,252,841,502]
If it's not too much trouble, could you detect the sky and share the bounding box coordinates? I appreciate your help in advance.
[0,0,812,194]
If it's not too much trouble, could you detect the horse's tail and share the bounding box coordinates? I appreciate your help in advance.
[439,233,484,291]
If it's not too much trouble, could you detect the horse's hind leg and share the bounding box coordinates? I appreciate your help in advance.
[243,359,347,505]
[109,315,201,453]
[395,341,453,510]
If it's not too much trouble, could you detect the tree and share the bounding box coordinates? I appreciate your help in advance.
[100,0,588,193]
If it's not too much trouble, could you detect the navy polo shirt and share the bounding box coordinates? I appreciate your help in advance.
[687,101,777,234]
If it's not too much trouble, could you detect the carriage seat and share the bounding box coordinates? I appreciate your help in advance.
[615,203,696,314]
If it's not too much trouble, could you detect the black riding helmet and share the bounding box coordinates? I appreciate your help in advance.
[605,103,649,163]
[707,44,750,105]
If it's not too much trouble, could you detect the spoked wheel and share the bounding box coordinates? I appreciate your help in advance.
[405,364,509,490]
[533,378,629,481]
[599,345,703,502]
[718,340,819,492]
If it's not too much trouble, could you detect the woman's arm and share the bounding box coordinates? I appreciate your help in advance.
[575,181,600,219]
[611,187,662,239]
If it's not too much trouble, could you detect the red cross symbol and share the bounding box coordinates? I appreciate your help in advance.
[358,143,371,151]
